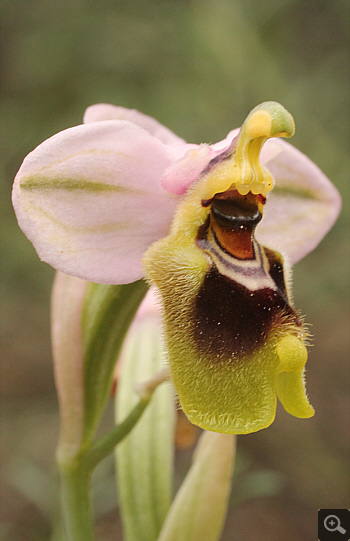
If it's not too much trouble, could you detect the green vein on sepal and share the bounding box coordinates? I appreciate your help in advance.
[272,185,321,200]
[21,175,136,192]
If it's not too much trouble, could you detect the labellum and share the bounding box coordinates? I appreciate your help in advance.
[144,102,314,434]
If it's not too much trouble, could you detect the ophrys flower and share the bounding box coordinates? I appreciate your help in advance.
[12,101,341,433]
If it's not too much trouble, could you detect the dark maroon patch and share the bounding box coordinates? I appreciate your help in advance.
[193,266,298,360]
[201,198,213,208]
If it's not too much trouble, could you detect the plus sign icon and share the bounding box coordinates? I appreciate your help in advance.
[318,509,350,541]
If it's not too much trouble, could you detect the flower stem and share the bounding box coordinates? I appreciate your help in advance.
[84,397,150,470]
[57,383,166,541]
[58,460,95,541]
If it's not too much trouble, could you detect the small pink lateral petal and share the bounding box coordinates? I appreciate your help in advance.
[84,103,186,146]
[12,121,180,284]
[257,140,341,264]
[162,145,216,195]
[161,131,242,196]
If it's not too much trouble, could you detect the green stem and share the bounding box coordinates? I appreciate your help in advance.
[84,397,150,470]
[57,396,151,541]
[58,460,95,541]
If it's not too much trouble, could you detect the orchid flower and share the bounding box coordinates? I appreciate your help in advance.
[12,101,341,434]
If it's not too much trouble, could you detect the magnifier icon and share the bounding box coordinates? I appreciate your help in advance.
[324,515,346,534]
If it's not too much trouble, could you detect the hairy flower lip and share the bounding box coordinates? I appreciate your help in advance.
[142,102,318,434]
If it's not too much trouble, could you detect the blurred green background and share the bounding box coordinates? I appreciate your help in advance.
[1,0,349,540]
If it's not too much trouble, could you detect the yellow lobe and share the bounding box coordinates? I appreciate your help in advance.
[275,334,314,419]
[276,335,308,373]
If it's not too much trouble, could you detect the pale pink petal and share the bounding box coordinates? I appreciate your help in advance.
[257,140,341,263]
[12,121,180,284]
[84,103,186,146]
